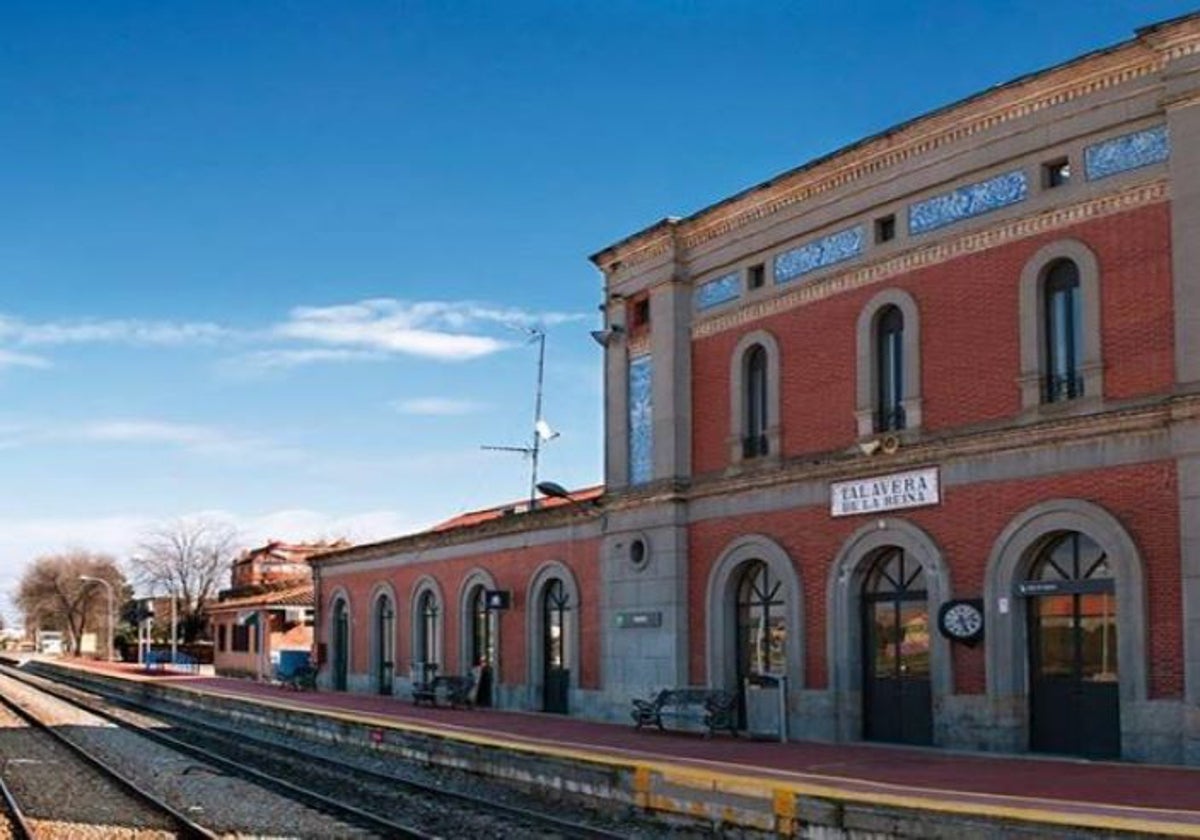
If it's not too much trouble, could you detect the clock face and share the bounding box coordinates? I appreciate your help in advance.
[939,600,984,644]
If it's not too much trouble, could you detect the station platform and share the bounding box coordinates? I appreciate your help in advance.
[16,657,1200,837]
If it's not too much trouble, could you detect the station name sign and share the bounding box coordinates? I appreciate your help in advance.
[830,467,940,517]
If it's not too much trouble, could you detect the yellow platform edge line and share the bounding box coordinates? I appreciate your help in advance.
[130,679,1200,838]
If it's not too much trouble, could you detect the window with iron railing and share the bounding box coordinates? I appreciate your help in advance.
[875,305,906,432]
[1044,260,1082,404]
[743,344,769,459]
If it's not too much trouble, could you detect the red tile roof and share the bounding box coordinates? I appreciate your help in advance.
[428,485,604,532]
[208,583,313,612]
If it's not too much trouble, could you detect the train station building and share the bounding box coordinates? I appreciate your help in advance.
[310,12,1200,766]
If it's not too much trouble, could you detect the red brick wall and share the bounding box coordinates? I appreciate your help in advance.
[687,460,1181,699]
[321,536,601,689]
[692,204,1175,476]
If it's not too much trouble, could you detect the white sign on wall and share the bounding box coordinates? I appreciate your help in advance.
[830,467,940,517]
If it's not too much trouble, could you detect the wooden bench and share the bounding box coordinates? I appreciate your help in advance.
[631,687,738,737]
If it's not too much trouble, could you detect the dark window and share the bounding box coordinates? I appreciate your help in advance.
[231,625,250,653]
[217,624,226,653]
[747,263,765,289]
[1043,158,1071,188]
[875,214,896,243]
[875,305,905,432]
[1043,259,1083,402]
[743,344,769,458]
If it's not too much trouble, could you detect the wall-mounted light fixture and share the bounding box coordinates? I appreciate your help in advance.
[589,324,625,348]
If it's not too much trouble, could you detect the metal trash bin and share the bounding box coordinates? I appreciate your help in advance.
[743,673,789,742]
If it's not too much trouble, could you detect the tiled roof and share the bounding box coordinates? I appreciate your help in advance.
[428,485,604,532]
[208,584,313,612]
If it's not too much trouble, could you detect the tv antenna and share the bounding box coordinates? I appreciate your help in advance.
[481,326,559,510]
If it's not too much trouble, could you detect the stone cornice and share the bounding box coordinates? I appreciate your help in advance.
[315,393,1198,572]
[692,179,1168,340]
[592,18,1199,275]
[682,393,1195,505]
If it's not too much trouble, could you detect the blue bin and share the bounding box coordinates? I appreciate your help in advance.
[276,650,312,680]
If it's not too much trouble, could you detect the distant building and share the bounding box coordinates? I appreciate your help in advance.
[208,540,349,680]
[311,13,1200,766]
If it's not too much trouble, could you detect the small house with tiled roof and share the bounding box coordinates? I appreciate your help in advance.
[208,540,350,680]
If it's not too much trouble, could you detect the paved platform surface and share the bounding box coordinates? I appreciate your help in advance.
[37,659,1200,835]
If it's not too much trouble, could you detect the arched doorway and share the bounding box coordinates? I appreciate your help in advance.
[1023,531,1119,759]
[373,593,395,696]
[861,547,932,745]
[542,578,570,714]
[468,584,495,707]
[331,598,349,692]
[735,559,786,729]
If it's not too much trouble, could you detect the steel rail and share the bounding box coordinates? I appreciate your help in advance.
[0,666,431,840]
[0,675,218,840]
[11,663,632,840]
[0,768,36,840]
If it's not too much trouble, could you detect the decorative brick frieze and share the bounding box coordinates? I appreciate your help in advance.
[908,171,1028,235]
[1085,125,1170,180]
[774,226,865,284]
[692,180,1167,339]
[694,271,742,311]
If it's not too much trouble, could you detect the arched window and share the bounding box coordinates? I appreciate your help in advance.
[736,560,786,677]
[855,290,921,438]
[417,590,439,666]
[1043,259,1083,403]
[744,344,769,458]
[729,331,780,466]
[1018,241,1102,412]
[875,305,905,432]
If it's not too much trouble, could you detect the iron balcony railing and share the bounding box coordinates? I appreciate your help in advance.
[875,405,906,433]
[742,433,770,459]
[1043,372,1084,403]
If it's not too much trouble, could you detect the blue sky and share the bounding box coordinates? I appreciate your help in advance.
[0,1,1194,623]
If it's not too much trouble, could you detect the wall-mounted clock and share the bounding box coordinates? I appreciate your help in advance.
[938,598,984,646]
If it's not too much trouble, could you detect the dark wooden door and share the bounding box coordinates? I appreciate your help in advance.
[862,549,932,746]
[542,579,570,714]
[1029,591,1119,759]
[332,604,349,692]
[864,599,932,744]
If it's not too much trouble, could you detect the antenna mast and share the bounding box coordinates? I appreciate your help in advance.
[480,326,552,510]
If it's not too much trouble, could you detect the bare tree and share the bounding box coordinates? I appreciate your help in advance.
[132,517,238,643]
[15,552,127,655]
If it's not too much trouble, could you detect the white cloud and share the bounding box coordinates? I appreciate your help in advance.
[0,349,52,370]
[231,348,387,372]
[0,314,228,347]
[391,397,485,416]
[272,298,585,363]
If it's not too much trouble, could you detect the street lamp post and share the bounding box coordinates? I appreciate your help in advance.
[79,575,114,662]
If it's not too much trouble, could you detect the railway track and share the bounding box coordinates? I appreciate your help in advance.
[1,664,658,839]
[0,675,209,839]
[0,669,403,838]
[0,765,35,840]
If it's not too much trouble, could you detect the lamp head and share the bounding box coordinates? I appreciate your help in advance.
[589,324,624,348]
[536,481,572,500]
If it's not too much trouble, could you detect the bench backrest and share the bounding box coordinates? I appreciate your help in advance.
[656,687,735,709]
